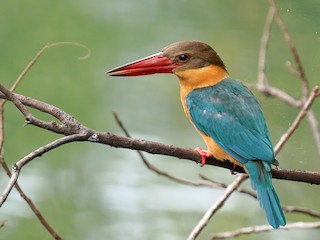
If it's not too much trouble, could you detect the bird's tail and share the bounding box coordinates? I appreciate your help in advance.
[244,161,286,229]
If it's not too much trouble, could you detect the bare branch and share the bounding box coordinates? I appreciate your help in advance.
[283,206,320,219]
[257,6,275,86]
[113,111,219,187]
[268,0,309,100]
[307,110,320,155]
[0,86,319,185]
[0,86,89,135]
[248,83,302,107]
[0,134,88,208]
[12,42,90,92]
[275,86,320,154]
[199,173,257,198]
[0,84,30,118]
[0,157,63,240]
[210,221,320,239]
[0,42,90,240]
[187,175,248,240]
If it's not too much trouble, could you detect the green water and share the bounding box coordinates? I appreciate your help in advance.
[1,1,320,239]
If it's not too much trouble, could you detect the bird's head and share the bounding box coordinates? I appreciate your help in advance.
[107,40,226,78]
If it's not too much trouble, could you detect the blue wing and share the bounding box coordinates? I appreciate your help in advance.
[186,78,275,164]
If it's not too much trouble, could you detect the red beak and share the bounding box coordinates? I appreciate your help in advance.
[107,52,180,76]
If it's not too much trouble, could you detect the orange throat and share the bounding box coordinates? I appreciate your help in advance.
[175,64,228,119]
[175,65,228,105]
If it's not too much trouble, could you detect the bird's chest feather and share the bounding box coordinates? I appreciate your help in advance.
[179,78,241,163]
[179,78,272,164]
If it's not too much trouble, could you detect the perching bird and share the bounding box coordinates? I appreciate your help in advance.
[107,40,286,228]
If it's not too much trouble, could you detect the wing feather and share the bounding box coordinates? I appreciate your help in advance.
[186,78,274,164]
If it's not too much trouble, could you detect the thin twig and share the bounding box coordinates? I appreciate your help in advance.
[199,173,320,219]
[0,84,30,118]
[0,134,88,208]
[307,110,320,156]
[210,221,320,239]
[0,157,63,240]
[248,83,302,107]
[283,206,320,218]
[12,42,90,92]
[199,173,257,199]
[0,42,90,240]
[113,112,217,187]
[275,86,320,154]
[187,175,248,240]
[268,0,309,100]
[257,6,275,86]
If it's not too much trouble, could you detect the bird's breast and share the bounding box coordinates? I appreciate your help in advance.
[177,64,228,120]
[178,75,240,165]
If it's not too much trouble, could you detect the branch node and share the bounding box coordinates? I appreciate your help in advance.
[88,133,99,142]
[24,114,32,124]
[12,163,19,172]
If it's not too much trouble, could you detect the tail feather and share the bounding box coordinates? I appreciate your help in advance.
[245,161,286,228]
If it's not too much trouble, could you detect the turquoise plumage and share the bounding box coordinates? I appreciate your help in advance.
[187,78,286,228]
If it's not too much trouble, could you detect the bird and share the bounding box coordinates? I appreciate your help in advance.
[107,40,286,228]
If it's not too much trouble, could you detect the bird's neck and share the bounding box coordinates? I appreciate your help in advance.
[176,65,228,122]
[176,65,228,108]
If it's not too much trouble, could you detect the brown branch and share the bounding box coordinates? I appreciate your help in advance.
[0,157,63,240]
[257,6,275,86]
[0,133,88,208]
[0,86,319,185]
[268,0,309,100]
[283,206,320,218]
[199,173,320,219]
[210,221,320,239]
[12,42,90,93]
[0,42,90,240]
[248,83,302,107]
[114,111,320,224]
[275,86,320,154]
[113,112,217,187]
[307,110,320,155]
[187,175,249,240]
[199,173,257,198]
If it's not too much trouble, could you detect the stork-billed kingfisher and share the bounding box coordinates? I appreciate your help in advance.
[107,40,286,228]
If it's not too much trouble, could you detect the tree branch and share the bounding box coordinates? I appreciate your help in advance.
[274,86,320,154]
[0,134,88,208]
[0,157,63,240]
[210,221,320,239]
[257,5,275,86]
[0,85,319,186]
[187,175,249,240]
[268,0,309,100]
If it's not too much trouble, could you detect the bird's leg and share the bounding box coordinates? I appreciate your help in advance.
[195,147,213,166]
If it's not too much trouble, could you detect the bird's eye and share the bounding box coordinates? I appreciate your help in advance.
[177,54,190,63]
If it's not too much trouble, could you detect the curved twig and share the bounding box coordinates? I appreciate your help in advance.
[0,85,319,185]
[187,175,249,240]
[210,221,320,239]
[0,133,88,208]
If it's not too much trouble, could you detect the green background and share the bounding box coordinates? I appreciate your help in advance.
[1,1,319,239]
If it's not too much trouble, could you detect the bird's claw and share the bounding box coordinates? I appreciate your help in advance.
[195,147,212,166]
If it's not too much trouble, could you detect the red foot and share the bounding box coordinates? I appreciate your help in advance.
[195,147,213,166]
